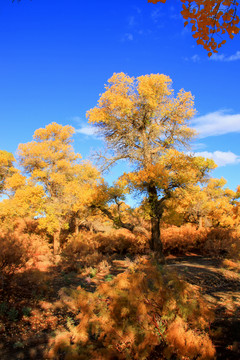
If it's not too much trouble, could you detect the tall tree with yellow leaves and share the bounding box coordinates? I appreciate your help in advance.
[87,73,214,257]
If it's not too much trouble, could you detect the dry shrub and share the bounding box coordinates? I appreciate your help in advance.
[47,259,215,360]
[201,228,240,259]
[24,307,58,332]
[162,224,205,255]
[62,229,149,270]
[0,219,52,287]
[162,225,240,259]
[95,228,149,255]
[61,232,105,270]
[165,317,216,360]
[0,230,31,278]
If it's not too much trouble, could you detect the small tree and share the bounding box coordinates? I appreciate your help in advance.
[17,122,100,254]
[164,177,239,229]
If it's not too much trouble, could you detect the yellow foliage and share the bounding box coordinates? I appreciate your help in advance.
[163,177,239,229]
[87,73,196,149]
[87,73,215,254]
[0,150,16,193]
[15,123,101,252]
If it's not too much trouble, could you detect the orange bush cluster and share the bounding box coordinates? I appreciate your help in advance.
[0,218,52,287]
[62,229,150,269]
[61,225,239,269]
[47,259,215,359]
[161,225,240,259]
[0,230,30,279]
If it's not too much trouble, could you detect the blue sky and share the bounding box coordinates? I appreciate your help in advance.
[0,0,240,203]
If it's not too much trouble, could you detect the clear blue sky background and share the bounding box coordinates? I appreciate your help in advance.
[0,0,240,204]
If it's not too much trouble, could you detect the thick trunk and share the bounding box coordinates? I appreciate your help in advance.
[198,216,203,229]
[75,217,79,235]
[148,184,164,258]
[53,229,61,255]
[150,216,163,254]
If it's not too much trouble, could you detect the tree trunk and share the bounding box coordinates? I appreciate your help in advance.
[198,216,203,229]
[53,229,61,255]
[150,216,163,253]
[75,217,79,235]
[148,184,164,259]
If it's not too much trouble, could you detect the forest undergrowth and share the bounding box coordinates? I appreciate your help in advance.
[0,222,240,360]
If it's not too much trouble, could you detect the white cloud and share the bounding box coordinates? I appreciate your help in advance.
[75,126,97,136]
[210,50,240,62]
[191,54,200,62]
[151,9,163,22]
[70,116,82,124]
[128,16,135,27]
[191,142,207,151]
[193,151,240,167]
[191,110,240,138]
[184,54,201,62]
[132,6,141,15]
[121,33,133,41]
[169,6,182,20]
[126,33,133,41]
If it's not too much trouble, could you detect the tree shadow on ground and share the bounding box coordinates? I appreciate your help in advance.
[166,255,240,360]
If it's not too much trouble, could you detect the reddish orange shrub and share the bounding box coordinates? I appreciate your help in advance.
[201,228,240,259]
[0,219,52,286]
[161,224,205,255]
[47,259,215,360]
[61,231,104,270]
[162,225,240,259]
[0,231,29,278]
[62,229,149,270]
[95,229,149,255]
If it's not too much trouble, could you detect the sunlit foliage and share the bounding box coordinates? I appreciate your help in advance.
[17,123,100,253]
[0,150,16,194]
[87,73,214,257]
[164,177,240,228]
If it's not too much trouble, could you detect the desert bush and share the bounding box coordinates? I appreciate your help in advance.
[0,231,31,280]
[162,225,240,259]
[95,229,149,255]
[0,220,52,288]
[61,232,105,270]
[62,229,149,271]
[47,259,215,360]
[201,228,240,259]
[161,224,205,255]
